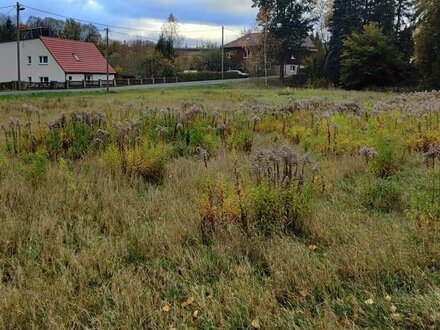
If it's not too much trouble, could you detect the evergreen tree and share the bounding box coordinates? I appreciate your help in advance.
[253,0,315,80]
[325,0,364,83]
[394,0,415,61]
[414,0,440,88]
[0,16,16,42]
[340,22,406,89]
[367,0,396,35]
[155,33,174,60]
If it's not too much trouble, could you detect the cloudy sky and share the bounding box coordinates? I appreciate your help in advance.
[10,0,258,46]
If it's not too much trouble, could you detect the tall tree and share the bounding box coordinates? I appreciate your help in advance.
[155,13,183,60]
[414,0,440,88]
[81,24,102,44]
[367,0,396,35]
[253,0,315,80]
[155,33,174,60]
[325,0,364,83]
[395,0,413,34]
[63,19,81,40]
[340,22,406,89]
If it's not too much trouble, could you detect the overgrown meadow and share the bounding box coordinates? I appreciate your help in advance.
[0,85,439,329]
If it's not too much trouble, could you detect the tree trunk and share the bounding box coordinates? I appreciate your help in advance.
[279,57,285,81]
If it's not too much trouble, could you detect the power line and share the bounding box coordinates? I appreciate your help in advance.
[108,30,157,43]
[20,3,223,34]
[0,5,15,10]
[1,6,14,16]
[224,28,243,34]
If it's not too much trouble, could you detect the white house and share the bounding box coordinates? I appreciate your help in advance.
[0,36,115,84]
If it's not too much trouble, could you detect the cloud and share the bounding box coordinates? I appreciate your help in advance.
[204,0,256,15]
[21,0,256,43]
[114,17,245,46]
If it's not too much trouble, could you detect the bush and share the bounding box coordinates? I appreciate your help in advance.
[226,128,253,153]
[248,182,311,237]
[124,144,171,183]
[176,71,246,82]
[363,178,403,212]
[371,137,402,178]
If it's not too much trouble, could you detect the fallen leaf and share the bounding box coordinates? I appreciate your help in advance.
[385,295,392,301]
[181,296,195,308]
[338,319,347,326]
[162,305,171,312]
[390,305,397,313]
[365,298,374,305]
[299,289,308,298]
[193,310,199,319]
[251,319,261,329]
[390,313,401,320]
[308,245,317,252]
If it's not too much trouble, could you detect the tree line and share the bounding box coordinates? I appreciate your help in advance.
[0,13,228,79]
[2,1,439,89]
[253,0,440,89]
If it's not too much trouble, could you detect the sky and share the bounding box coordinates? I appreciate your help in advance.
[1,0,259,46]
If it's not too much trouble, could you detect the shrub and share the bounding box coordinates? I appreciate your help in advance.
[363,178,403,212]
[100,144,122,174]
[371,137,402,178]
[176,71,245,82]
[248,182,311,237]
[188,123,219,153]
[124,144,171,183]
[226,128,253,153]
[198,173,242,244]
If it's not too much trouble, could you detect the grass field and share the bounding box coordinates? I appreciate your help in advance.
[0,83,439,329]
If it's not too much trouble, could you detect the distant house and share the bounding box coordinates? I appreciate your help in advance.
[0,36,115,84]
[175,47,205,59]
[224,33,318,77]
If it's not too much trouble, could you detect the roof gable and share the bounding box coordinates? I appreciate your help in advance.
[40,37,116,74]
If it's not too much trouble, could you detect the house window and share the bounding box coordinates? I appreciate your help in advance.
[39,77,49,83]
[72,53,80,62]
[69,76,72,81]
[27,56,32,65]
[28,77,32,82]
[85,75,92,81]
[226,52,231,59]
[243,48,252,59]
[290,65,298,73]
[39,56,48,65]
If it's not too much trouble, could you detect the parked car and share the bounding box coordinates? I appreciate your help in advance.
[183,70,198,74]
[226,70,250,77]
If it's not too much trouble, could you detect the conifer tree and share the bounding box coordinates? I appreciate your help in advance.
[414,0,440,88]
[253,0,314,80]
[325,0,364,83]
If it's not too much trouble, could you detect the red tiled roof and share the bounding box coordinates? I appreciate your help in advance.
[40,37,116,74]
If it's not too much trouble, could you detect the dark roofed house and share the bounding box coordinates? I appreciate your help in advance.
[224,32,318,77]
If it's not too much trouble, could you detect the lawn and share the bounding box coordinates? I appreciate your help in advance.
[0,83,439,329]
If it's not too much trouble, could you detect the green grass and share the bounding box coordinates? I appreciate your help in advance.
[0,84,439,329]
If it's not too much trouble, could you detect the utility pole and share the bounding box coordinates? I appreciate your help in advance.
[105,27,109,92]
[221,26,224,80]
[16,2,24,90]
[263,21,268,88]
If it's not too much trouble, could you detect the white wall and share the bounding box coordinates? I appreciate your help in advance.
[0,39,65,83]
[284,65,299,77]
[66,73,115,81]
